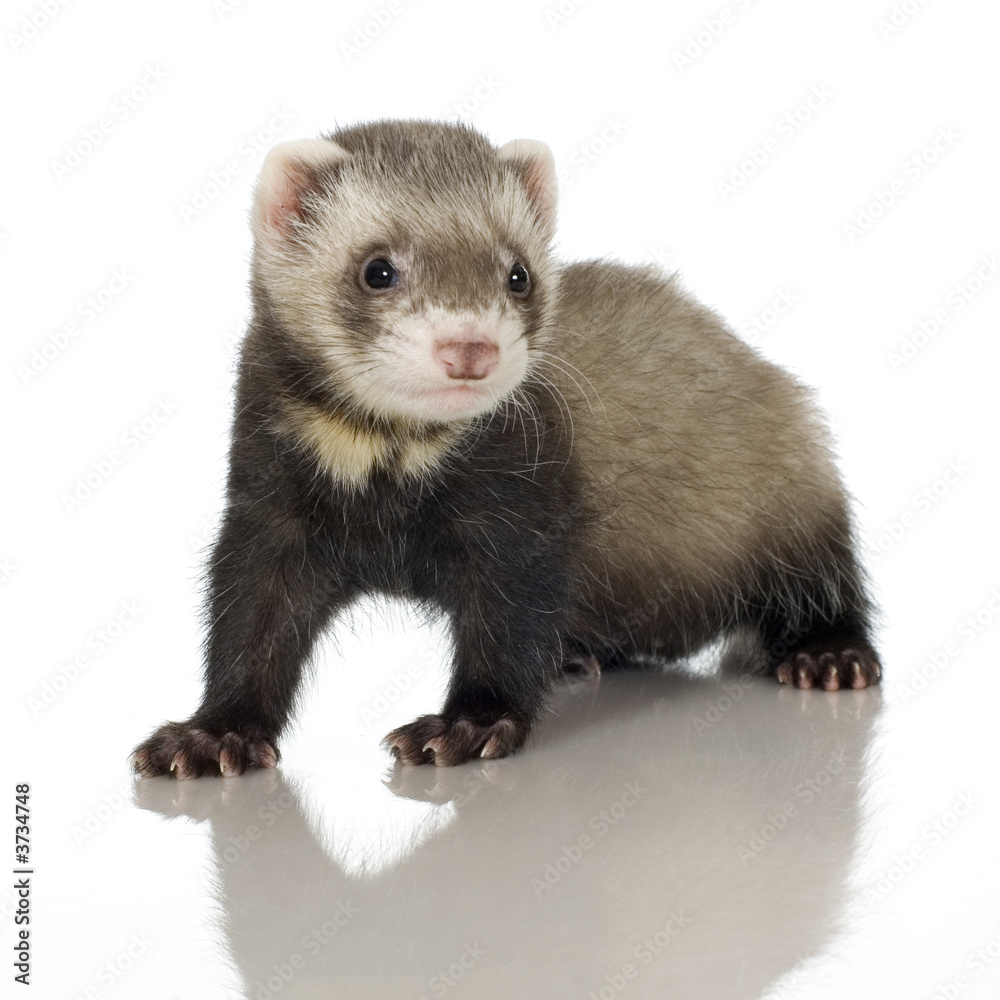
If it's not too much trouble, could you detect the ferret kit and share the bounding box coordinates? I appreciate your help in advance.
[132,119,880,777]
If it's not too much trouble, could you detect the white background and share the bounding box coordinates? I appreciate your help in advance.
[4,1,1000,998]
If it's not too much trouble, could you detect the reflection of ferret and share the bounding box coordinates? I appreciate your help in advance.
[132,119,880,777]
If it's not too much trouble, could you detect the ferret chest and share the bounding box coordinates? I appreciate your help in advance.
[280,400,460,488]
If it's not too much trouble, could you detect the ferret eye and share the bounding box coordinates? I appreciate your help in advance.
[362,258,398,290]
[507,263,530,297]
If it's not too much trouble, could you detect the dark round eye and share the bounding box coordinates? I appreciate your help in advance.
[507,263,530,297]
[362,258,398,290]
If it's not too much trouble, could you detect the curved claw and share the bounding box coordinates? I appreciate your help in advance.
[385,714,529,767]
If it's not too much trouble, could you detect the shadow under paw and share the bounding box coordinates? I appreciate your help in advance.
[131,722,278,779]
[382,714,529,766]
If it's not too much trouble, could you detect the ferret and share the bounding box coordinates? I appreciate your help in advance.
[131,119,880,777]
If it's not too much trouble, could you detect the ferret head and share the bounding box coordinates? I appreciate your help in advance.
[250,120,558,426]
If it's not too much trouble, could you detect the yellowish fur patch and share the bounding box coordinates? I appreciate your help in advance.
[398,428,461,478]
[281,401,388,488]
[281,400,460,487]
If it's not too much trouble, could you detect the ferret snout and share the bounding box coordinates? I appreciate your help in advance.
[435,339,500,380]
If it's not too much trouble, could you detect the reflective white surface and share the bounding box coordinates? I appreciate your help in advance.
[14,619,1000,999]
[6,0,1000,996]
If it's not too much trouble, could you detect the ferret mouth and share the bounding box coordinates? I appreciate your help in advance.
[412,381,499,417]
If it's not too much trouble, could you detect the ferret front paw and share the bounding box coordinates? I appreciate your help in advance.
[131,722,278,779]
[774,642,882,691]
[382,714,529,766]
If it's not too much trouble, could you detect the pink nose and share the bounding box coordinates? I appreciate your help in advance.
[435,339,499,380]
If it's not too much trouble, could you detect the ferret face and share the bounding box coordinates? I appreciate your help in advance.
[251,124,559,426]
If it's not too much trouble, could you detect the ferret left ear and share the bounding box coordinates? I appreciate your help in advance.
[252,137,351,244]
[498,139,558,242]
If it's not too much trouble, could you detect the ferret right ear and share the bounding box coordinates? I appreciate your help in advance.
[252,138,351,244]
[498,139,558,242]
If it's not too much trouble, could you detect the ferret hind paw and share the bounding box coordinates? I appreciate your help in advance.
[773,642,882,691]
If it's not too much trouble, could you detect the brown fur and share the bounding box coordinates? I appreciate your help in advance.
[131,118,879,778]
[546,261,855,658]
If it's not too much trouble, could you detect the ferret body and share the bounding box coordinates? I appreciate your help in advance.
[133,119,879,776]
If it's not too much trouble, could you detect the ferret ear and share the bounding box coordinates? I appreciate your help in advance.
[498,139,557,241]
[252,138,351,244]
